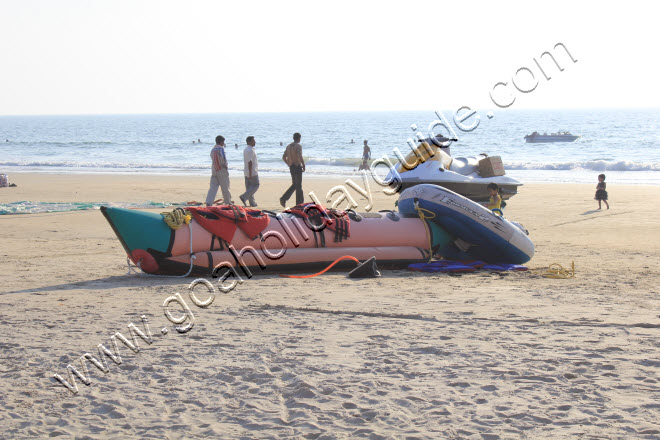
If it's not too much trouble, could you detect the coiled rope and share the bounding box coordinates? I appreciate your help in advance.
[529,261,575,279]
[540,261,575,279]
[161,207,191,230]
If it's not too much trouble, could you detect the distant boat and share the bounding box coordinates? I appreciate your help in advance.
[524,131,580,143]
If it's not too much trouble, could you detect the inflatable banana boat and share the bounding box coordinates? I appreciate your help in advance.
[101,203,452,276]
[398,184,534,264]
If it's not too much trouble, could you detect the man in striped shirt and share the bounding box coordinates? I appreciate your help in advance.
[205,135,232,205]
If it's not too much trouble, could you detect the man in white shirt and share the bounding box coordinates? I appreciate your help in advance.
[205,135,232,205]
[239,136,259,207]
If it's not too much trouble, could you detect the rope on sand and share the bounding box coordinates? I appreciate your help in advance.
[279,255,360,279]
[531,261,575,279]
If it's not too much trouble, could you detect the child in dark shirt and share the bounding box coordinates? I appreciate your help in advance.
[595,174,609,210]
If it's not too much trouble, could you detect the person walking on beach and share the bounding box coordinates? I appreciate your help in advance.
[239,136,259,207]
[280,132,305,207]
[595,174,609,209]
[205,135,232,205]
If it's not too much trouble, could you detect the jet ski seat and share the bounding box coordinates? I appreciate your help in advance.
[449,157,480,175]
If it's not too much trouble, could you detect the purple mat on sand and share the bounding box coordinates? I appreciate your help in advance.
[408,260,527,273]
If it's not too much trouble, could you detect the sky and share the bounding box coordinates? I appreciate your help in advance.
[0,0,657,115]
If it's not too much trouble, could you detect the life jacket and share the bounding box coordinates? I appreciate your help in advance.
[187,205,270,243]
[284,203,350,242]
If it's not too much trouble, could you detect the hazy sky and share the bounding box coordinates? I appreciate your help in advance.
[0,0,657,115]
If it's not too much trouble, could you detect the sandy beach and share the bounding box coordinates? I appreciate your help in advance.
[1,173,659,439]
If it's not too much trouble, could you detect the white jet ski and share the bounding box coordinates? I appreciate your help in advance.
[386,136,522,202]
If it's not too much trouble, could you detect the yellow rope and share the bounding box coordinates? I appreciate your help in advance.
[414,204,436,261]
[531,261,575,278]
[161,208,191,230]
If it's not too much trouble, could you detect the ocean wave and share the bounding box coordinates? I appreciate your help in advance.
[0,160,208,170]
[305,157,364,167]
[2,159,658,174]
[506,160,660,172]
[1,140,202,149]
[300,157,660,172]
[2,141,115,146]
[0,160,363,177]
[0,159,364,174]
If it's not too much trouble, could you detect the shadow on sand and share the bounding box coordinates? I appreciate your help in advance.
[0,274,189,295]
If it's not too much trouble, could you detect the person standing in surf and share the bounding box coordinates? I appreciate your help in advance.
[359,139,372,170]
[205,135,232,206]
[362,140,371,162]
[280,132,306,207]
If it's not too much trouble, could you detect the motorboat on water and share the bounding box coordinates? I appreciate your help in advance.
[385,136,522,202]
[524,131,580,143]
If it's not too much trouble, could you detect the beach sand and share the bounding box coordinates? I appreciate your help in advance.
[1,173,659,439]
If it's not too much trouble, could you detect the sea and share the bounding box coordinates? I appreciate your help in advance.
[1,109,659,181]
[2,109,657,214]
[0,108,658,188]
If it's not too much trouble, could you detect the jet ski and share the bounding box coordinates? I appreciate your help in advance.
[385,136,522,202]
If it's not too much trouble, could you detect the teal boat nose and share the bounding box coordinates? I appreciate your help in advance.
[101,207,173,270]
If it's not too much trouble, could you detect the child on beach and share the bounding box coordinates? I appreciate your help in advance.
[486,182,502,212]
[595,174,609,209]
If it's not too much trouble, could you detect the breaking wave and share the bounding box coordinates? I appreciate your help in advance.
[505,160,660,172]
[305,157,363,167]
[1,159,658,174]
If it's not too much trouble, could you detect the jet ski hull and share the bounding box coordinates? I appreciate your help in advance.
[388,160,522,202]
